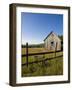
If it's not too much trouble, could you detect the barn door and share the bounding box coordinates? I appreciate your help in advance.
[50,41,55,50]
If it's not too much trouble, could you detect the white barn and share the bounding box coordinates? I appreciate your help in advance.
[44,31,61,51]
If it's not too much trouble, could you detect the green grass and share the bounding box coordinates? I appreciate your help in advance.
[22,56,63,77]
[22,51,63,64]
[21,48,63,77]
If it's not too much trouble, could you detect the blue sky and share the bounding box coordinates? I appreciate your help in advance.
[21,12,63,45]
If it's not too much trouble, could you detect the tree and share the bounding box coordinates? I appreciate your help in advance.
[58,35,63,50]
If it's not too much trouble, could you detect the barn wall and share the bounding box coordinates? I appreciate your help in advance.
[44,33,61,51]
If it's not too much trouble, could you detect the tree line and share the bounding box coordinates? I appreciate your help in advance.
[58,35,63,50]
[22,43,44,48]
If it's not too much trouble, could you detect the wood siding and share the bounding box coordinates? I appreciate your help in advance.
[44,32,61,51]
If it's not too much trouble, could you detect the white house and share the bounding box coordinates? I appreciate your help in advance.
[44,31,61,51]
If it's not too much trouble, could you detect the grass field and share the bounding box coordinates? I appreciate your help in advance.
[22,47,51,54]
[21,47,63,77]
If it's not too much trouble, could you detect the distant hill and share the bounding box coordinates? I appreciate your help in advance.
[22,43,44,48]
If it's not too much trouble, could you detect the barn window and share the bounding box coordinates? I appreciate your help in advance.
[51,41,54,46]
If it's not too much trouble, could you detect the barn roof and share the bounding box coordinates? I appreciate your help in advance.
[44,31,61,41]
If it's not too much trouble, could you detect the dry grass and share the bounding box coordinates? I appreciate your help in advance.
[22,47,54,54]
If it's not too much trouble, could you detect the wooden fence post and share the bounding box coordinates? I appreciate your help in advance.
[55,42,57,57]
[26,42,28,67]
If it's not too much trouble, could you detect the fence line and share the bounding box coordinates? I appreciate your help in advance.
[22,42,62,67]
[26,43,28,67]
[22,50,62,57]
[22,55,63,66]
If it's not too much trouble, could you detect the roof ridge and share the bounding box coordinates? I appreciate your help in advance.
[44,31,61,41]
[44,31,54,41]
